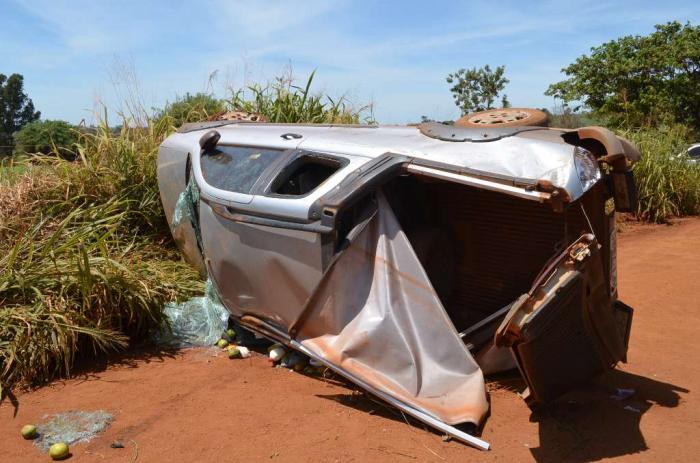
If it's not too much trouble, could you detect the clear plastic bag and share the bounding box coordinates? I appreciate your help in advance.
[157,279,229,347]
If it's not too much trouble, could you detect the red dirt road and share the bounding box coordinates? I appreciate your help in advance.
[2,219,699,462]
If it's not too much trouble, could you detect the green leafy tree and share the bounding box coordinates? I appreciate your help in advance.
[546,21,700,131]
[156,93,226,127]
[13,120,77,157]
[446,65,510,115]
[1,73,41,155]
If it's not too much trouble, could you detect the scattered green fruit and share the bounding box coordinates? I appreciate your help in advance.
[226,328,236,339]
[49,442,69,460]
[21,424,37,439]
[228,347,241,359]
[216,339,229,348]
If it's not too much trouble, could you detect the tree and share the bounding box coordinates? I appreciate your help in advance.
[446,65,510,115]
[545,21,700,131]
[14,120,77,158]
[0,73,41,155]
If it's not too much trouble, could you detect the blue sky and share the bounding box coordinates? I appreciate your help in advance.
[2,0,700,124]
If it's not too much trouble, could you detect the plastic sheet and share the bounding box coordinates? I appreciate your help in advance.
[157,279,229,347]
[34,410,112,452]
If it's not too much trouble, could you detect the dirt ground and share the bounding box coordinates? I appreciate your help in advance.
[2,218,699,462]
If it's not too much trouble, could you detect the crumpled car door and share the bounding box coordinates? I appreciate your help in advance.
[494,234,632,408]
[290,192,490,428]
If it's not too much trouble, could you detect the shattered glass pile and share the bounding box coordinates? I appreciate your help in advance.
[34,411,112,452]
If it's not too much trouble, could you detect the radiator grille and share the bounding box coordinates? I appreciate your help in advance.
[426,183,589,331]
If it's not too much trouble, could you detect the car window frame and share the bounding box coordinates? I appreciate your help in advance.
[191,139,360,221]
[259,150,351,200]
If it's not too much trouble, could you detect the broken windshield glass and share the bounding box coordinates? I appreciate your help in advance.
[201,145,283,193]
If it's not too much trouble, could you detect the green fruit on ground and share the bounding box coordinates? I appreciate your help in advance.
[216,339,229,348]
[226,328,236,339]
[49,442,70,460]
[228,347,241,359]
[21,424,37,439]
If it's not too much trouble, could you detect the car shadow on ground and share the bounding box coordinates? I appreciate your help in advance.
[527,369,688,462]
[315,367,687,461]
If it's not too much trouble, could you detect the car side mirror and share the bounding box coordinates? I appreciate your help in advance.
[199,130,221,153]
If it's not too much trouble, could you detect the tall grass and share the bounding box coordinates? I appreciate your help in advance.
[621,125,700,222]
[228,71,374,124]
[0,114,201,391]
[0,71,370,392]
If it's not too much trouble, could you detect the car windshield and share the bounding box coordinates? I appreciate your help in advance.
[201,145,283,193]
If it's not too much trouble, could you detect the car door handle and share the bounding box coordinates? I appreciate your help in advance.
[281,133,302,140]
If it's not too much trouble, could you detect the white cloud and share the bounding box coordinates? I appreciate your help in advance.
[212,0,346,38]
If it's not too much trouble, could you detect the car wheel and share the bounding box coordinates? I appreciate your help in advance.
[455,108,549,128]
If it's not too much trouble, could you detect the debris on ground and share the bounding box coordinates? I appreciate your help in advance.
[227,345,251,359]
[268,344,286,362]
[610,388,635,401]
[221,328,236,343]
[110,441,125,449]
[281,351,308,371]
[33,410,112,452]
[156,279,229,347]
[48,442,69,460]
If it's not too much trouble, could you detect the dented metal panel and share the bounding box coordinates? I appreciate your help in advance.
[293,193,489,426]
[495,234,630,407]
[199,200,324,327]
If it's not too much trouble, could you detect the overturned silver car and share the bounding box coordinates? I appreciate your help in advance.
[157,114,640,450]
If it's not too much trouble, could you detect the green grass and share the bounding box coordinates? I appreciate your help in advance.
[621,125,700,222]
[228,71,374,124]
[0,157,27,186]
[0,116,201,391]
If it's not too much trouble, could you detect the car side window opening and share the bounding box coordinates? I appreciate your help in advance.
[269,154,344,196]
[201,145,284,194]
[689,146,700,159]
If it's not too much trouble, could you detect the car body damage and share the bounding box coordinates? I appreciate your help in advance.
[157,119,639,450]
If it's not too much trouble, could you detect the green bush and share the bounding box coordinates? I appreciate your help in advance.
[621,125,700,222]
[13,120,78,157]
[156,93,226,127]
